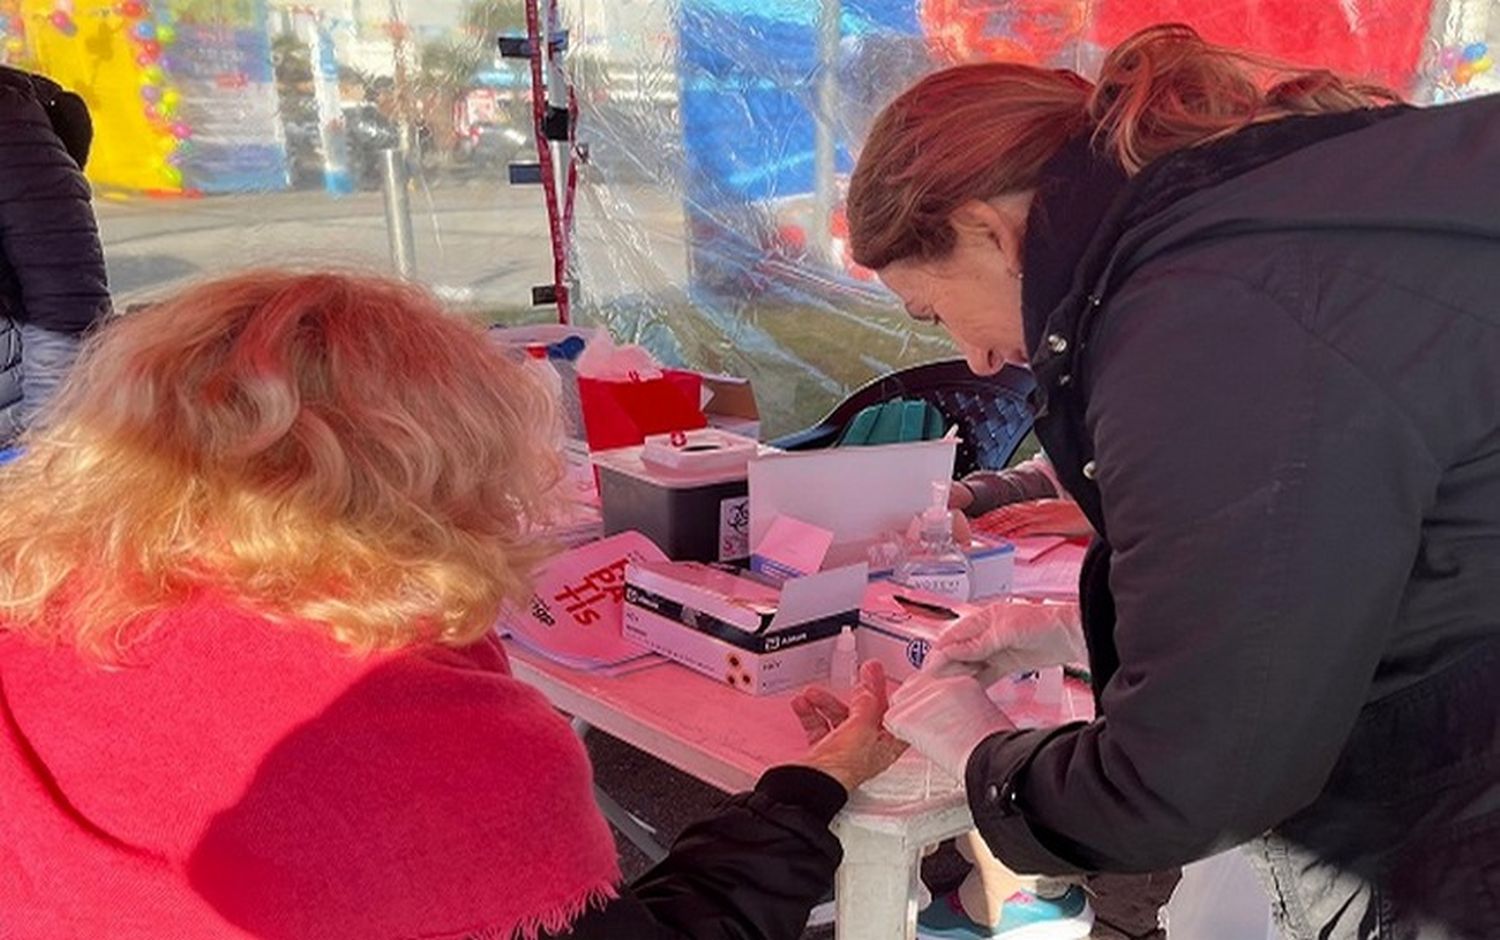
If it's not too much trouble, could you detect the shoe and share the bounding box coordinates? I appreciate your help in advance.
[917,887,1094,939]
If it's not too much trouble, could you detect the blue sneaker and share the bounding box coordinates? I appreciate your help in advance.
[917,887,1094,939]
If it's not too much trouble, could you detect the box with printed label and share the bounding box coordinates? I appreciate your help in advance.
[622,560,867,695]
[594,430,761,563]
[857,580,988,683]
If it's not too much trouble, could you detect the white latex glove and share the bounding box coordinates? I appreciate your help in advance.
[923,597,1087,686]
[883,673,1016,780]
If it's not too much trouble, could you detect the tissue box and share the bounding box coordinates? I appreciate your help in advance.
[623,560,866,695]
[594,430,759,562]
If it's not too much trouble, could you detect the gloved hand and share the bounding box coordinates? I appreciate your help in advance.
[923,597,1087,687]
[883,673,1016,780]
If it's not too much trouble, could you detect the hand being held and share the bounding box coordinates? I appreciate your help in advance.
[884,672,1016,780]
[790,661,907,792]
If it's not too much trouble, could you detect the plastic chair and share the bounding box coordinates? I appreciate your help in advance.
[772,359,1037,476]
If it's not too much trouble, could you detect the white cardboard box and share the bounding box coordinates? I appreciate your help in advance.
[858,580,988,683]
[623,560,867,695]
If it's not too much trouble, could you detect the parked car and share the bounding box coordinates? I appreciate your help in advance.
[456,119,531,169]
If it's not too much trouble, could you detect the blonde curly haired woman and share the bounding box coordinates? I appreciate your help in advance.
[0,271,903,939]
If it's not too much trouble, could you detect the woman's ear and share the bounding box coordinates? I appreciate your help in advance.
[949,195,1030,275]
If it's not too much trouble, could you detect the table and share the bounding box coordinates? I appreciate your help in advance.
[505,577,1093,940]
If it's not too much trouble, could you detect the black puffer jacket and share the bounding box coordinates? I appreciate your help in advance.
[544,767,846,940]
[966,98,1500,939]
[0,67,110,441]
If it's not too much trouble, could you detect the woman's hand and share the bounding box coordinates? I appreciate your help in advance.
[790,661,907,792]
[923,597,1086,685]
[973,498,1093,539]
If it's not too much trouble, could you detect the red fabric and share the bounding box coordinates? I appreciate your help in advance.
[577,369,708,451]
[0,595,620,939]
[1090,0,1430,88]
[917,1,1430,90]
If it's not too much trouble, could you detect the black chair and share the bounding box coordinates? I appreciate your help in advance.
[771,359,1037,477]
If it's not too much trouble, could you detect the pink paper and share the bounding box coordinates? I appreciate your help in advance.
[501,531,666,668]
[1011,542,1087,599]
[755,514,835,576]
[1008,536,1069,563]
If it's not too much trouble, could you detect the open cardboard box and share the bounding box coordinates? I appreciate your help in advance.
[701,374,761,441]
[622,560,867,695]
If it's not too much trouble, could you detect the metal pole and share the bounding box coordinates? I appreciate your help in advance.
[545,0,570,221]
[811,0,840,266]
[381,148,416,278]
[294,12,354,196]
[388,0,416,155]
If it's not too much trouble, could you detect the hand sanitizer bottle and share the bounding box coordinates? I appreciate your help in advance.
[894,480,974,602]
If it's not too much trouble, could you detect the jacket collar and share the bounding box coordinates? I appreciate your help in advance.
[1019,134,1128,358]
[1020,107,1414,375]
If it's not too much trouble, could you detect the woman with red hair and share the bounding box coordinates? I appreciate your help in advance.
[863,23,1500,939]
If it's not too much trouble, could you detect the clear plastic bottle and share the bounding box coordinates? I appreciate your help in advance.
[830,625,859,689]
[894,480,973,602]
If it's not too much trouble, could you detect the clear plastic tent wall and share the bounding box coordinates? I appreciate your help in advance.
[560,0,1494,435]
[3,0,1494,439]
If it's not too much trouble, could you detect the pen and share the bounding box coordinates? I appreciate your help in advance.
[891,594,961,620]
[1063,664,1093,684]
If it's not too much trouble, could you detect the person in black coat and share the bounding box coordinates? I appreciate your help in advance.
[853,24,1500,940]
[0,66,111,444]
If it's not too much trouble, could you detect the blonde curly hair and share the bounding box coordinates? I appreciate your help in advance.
[0,270,563,659]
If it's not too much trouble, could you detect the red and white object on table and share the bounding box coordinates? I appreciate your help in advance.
[498,531,666,673]
[574,333,708,452]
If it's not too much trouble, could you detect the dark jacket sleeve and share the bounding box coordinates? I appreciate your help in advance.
[548,766,847,940]
[966,269,1440,874]
[959,457,1060,516]
[0,82,111,334]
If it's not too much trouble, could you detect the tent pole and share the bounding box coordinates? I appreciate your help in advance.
[812,0,840,267]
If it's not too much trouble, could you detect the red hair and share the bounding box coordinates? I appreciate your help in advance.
[848,23,1399,270]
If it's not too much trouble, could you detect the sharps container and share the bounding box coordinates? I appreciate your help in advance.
[593,429,759,563]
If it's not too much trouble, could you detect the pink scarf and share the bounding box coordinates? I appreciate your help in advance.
[0,594,620,939]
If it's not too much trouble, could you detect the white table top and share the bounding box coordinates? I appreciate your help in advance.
[506,601,1093,831]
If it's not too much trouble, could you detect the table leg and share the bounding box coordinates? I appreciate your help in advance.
[832,818,922,940]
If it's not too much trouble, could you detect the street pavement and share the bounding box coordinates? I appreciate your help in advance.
[94,173,687,313]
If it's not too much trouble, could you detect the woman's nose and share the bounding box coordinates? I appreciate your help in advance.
[964,346,1002,376]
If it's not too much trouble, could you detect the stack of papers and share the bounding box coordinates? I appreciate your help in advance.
[498,531,665,673]
[1009,537,1086,598]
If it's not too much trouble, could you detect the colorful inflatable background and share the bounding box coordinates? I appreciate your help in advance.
[7,0,283,194]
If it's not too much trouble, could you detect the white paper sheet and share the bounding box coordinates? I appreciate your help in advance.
[748,439,958,570]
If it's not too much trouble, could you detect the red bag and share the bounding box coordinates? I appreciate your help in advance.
[577,369,708,451]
